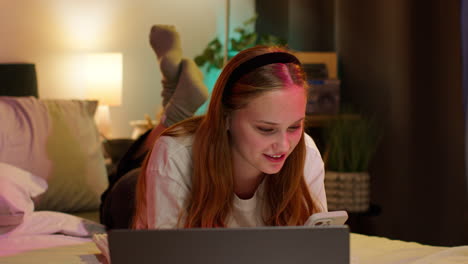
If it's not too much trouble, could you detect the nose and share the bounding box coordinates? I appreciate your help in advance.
[273,132,290,152]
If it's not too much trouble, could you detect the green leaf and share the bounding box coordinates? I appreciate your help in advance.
[234,28,245,35]
[243,14,258,26]
[193,15,286,70]
[194,55,205,67]
[324,112,381,172]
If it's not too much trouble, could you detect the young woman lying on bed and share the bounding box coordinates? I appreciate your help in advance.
[2,25,467,264]
[101,25,327,229]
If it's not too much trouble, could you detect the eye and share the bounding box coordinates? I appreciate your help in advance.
[257,127,274,133]
[288,125,301,132]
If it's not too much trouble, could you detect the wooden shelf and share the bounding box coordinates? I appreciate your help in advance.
[305,114,361,128]
[292,51,338,79]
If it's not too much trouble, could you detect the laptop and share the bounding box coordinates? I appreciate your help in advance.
[108,226,349,264]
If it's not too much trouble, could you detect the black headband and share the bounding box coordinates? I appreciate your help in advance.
[225,52,301,91]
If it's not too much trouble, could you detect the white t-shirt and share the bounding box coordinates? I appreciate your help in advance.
[144,133,327,229]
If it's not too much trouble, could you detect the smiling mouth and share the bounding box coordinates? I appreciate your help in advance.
[264,154,286,162]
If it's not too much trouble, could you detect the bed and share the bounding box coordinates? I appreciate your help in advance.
[1,64,467,264]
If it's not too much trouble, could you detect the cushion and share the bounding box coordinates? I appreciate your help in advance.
[0,96,108,212]
[0,163,47,234]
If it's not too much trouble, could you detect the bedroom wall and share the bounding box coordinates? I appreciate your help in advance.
[255,0,468,246]
[0,0,255,138]
[336,0,468,246]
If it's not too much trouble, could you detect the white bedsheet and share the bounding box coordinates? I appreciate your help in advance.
[0,235,102,264]
[0,210,106,262]
[351,233,468,264]
[0,234,93,256]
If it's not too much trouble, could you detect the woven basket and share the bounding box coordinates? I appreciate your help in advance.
[324,171,370,212]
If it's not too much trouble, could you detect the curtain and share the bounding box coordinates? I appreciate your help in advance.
[463,0,468,193]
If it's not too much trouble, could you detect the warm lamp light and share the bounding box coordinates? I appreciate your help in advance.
[84,53,122,106]
[84,53,123,139]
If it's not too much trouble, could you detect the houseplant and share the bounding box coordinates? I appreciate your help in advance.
[194,15,286,73]
[193,16,286,115]
[323,112,381,212]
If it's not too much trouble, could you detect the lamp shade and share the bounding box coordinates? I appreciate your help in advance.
[84,53,122,106]
[0,63,38,97]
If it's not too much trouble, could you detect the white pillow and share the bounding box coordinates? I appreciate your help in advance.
[0,97,108,212]
[0,163,47,233]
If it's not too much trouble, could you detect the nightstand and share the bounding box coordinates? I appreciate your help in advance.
[103,138,135,166]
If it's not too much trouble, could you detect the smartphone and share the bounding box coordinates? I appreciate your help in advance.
[304,211,348,226]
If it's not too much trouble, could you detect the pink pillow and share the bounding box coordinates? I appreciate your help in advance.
[0,163,47,233]
[0,97,108,212]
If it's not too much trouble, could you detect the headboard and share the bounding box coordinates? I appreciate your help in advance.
[0,63,38,97]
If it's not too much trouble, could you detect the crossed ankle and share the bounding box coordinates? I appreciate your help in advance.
[162,103,195,127]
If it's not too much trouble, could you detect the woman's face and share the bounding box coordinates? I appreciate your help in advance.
[228,84,307,180]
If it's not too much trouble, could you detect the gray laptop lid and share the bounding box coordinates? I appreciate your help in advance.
[108,226,349,264]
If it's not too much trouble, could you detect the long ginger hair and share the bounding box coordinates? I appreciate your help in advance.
[132,46,323,229]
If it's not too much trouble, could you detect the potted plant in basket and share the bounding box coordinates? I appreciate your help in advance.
[323,112,381,213]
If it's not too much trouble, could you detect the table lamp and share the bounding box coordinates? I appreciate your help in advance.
[84,53,122,139]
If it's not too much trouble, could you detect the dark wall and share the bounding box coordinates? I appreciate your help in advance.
[255,0,289,42]
[406,0,467,246]
[336,0,467,246]
[256,0,335,51]
[288,0,335,51]
[256,0,468,246]
[335,0,412,241]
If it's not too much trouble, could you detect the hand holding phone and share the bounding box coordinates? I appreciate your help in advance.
[304,211,348,226]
